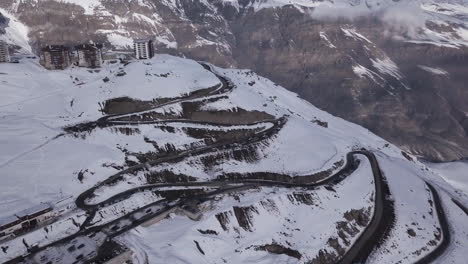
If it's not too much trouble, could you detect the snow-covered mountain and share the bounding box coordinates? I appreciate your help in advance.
[3,0,468,51]
[2,0,468,162]
[0,53,467,263]
[1,1,468,263]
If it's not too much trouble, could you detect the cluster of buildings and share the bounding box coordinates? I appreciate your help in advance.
[1,37,156,69]
[39,38,155,70]
[40,44,103,70]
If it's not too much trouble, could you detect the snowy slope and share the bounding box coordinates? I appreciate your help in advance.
[0,56,219,216]
[426,160,468,195]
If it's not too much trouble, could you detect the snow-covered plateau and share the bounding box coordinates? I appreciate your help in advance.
[0,53,466,264]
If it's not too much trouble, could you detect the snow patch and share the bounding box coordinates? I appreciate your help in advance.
[341,27,372,44]
[371,56,403,80]
[319,31,336,48]
[353,64,374,79]
[105,32,133,49]
[418,65,448,75]
[0,8,31,53]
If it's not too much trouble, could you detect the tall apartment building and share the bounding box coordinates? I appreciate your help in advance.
[76,43,103,68]
[133,38,154,59]
[40,45,71,70]
[0,40,10,63]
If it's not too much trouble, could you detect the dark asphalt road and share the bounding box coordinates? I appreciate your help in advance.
[337,151,394,264]
[414,183,451,264]
[5,150,386,264]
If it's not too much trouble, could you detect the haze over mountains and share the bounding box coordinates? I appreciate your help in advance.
[2,0,468,161]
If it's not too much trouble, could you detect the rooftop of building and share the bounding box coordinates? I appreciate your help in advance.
[14,203,52,218]
[0,203,51,228]
[133,38,153,43]
[0,215,19,227]
[75,43,103,51]
[42,45,69,52]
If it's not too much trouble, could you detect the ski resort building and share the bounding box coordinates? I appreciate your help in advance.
[75,43,103,68]
[0,203,53,239]
[40,45,71,70]
[0,40,10,63]
[0,216,21,240]
[133,38,154,59]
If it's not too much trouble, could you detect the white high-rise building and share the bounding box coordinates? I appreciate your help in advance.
[0,40,10,63]
[133,38,154,59]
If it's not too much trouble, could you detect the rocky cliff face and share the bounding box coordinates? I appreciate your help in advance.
[227,7,468,162]
[1,0,468,161]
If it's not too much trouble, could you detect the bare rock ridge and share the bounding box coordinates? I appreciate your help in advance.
[1,0,468,161]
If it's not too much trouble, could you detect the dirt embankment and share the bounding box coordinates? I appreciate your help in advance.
[102,97,158,115]
[255,244,302,260]
[102,85,218,115]
[189,108,273,125]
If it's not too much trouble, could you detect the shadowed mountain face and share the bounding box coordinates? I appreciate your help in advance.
[0,12,7,34]
[226,8,468,162]
[1,0,468,161]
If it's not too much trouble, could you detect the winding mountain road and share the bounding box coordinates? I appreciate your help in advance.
[414,183,451,264]
[1,63,454,264]
[338,151,393,264]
